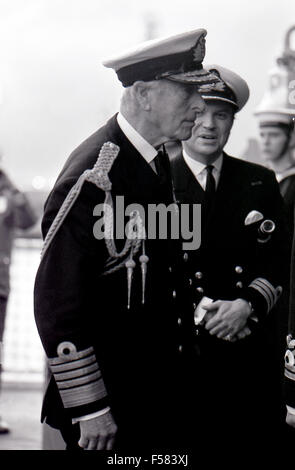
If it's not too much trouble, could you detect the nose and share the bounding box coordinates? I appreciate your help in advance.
[260,135,270,146]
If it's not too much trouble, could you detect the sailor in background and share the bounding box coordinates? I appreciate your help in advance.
[256,116,295,228]
[34,29,222,450]
[254,25,295,437]
[255,25,295,233]
[170,64,290,445]
[286,214,295,432]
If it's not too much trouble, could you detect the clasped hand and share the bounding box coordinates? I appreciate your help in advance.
[203,298,252,341]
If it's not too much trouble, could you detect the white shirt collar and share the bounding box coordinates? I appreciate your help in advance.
[117,112,158,163]
[182,149,223,177]
[275,166,295,183]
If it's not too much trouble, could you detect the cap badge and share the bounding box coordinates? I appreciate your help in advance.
[193,35,206,63]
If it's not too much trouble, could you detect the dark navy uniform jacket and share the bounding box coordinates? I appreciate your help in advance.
[278,171,295,416]
[34,115,194,448]
[285,205,295,411]
[279,171,295,233]
[171,151,289,314]
[170,149,290,438]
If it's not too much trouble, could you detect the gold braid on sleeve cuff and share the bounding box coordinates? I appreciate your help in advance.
[248,278,282,314]
[285,335,295,382]
[48,343,108,409]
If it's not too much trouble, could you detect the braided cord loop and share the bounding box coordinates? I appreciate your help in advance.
[40,140,149,308]
[41,142,120,260]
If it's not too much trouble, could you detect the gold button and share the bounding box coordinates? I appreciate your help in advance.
[235,266,243,274]
[57,341,77,358]
[195,272,203,279]
[197,287,204,293]
[236,281,243,288]
[276,286,283,297]
[172,290,177,298]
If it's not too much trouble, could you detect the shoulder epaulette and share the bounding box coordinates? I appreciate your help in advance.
[84,142,120,191]
[41,142,120,259]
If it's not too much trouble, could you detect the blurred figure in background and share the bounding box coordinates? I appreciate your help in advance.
[255,24,295,232]
[255,25,295,438]
[256,115,295,228]
[285,211,295,432]
[0,157,37,434]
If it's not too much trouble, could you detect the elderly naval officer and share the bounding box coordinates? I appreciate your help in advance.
[34,29,221,450]
[169,65,290,444]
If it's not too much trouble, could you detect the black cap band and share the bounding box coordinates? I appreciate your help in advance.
[259,121,294,132]
[117,46,202,87]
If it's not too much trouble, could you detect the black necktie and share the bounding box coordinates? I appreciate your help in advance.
[154,150,167,182]
[204,164,216,210]
[153,148,174,202]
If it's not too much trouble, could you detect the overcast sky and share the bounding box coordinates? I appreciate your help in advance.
[0,0,294,188]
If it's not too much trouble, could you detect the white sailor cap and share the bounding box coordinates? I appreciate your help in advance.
[254,24,295,129]
[255,113,295,130]
[198,64,250,112]
[102,29,221,88]
[254,78,295,129]
[254,74,295,128]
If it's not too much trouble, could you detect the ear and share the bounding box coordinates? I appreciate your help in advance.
[132,81,152,111]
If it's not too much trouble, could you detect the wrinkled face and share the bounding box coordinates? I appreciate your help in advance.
[258,126,289,162]
[183,101,235,160]
[149,79,206,141]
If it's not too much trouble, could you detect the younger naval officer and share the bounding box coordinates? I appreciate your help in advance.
[34,29,221,450]
[170,64,290,444]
